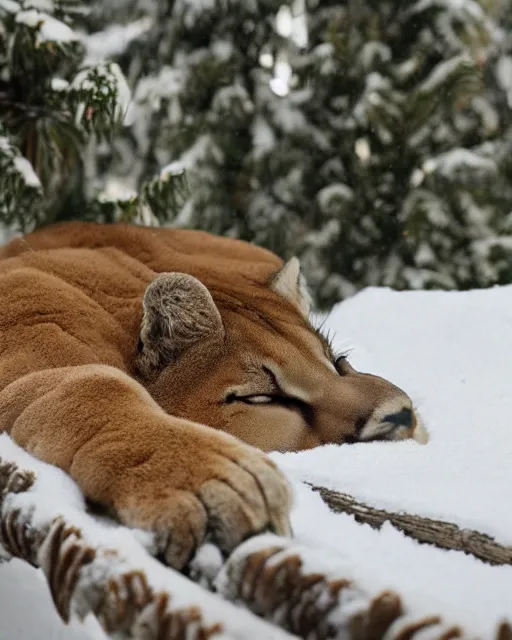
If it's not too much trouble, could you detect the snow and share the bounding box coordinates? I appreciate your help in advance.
[134,66,185,111]
[12,155,41,188]
[358,42,392,69]
[0,560,105,640]
[97,177,137,203]
[270,60,292,97]
[275,0,307,48]
[429,148,497,181]
[269,284,512,636]
[276,5,293,38]
[2,284,512,636]
[212,84,253,116]
[15,9,79,44]
[51,77,70,91]
[22,0,55,10]
[0,436,293,640]
[0,0,20,13]
[159,161,186,180]
[496,56,512,108]
[71,63,133,127]
[251,116,276,160]
[211,40,233,61]
[418,54,473,95]
[472,96,499,135]
[271,99,308,133]
[83,18,153,66]
[409,0,484,23]
[316,183,354,215]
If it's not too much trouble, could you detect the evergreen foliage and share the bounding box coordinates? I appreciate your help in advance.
[1,0,511,307]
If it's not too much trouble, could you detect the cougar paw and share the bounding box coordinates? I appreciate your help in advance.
[137,490,208,570]
[114,441,292,570]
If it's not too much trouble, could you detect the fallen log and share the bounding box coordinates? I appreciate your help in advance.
[0,446,510,639]
[310,484,512,566]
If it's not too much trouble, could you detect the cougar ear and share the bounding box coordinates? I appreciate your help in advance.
[269,257,311,317]
[136,272,224,375]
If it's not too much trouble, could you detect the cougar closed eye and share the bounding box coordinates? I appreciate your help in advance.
[225,390,315,426]
[225,393,300,408]
[226,394,274,405]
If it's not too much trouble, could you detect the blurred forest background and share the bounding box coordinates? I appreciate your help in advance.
[1,0,512,309]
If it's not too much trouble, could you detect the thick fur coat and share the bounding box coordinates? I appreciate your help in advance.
[0,222,424,568]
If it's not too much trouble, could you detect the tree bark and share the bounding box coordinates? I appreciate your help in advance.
[309,484,512,566]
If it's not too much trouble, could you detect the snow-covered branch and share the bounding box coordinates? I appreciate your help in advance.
[0,442,292,639]
[0,435,510,639]
[310,485,512,567]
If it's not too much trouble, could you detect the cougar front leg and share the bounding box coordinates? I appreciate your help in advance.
[0,364,292,569]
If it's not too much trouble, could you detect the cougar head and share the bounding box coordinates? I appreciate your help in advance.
[134,260,428,452]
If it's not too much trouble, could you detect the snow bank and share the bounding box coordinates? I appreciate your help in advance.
[271,284,512,636]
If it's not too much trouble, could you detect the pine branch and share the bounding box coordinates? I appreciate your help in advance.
[0,127,44,229]
[0,456,291,639]
[0,448,511,639]
[309,484,512,566]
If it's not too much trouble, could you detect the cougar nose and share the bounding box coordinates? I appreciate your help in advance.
[358,401,426,443]
[381,407,413,428]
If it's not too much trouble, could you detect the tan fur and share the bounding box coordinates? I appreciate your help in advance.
[0,222,425,569]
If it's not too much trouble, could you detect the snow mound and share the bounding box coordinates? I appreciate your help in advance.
[271,284,512,637]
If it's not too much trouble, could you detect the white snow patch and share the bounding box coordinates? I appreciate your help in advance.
[211,39,233,61]
[409,0,484,22]
[83,18,153,66]
[22,0,54,10]
[496,56,512,109]
[0,560,106,639]
[51,77,69,91]
[275,5,292,38]
[135,66,184,111]
[251,115,276,159]
[13,155,41,188]
[16,9,78,44]
[71,63,133,126]
[428,148,497,180]
[269,284,512,635]
[159,161,186,179]
[97,177,137,203]
[418,54,474,95]
[270,60,292,97]
[0,0,20,13]
[316,183,354,215]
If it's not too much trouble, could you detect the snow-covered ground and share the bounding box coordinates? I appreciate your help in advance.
[272,285,512,637]
[1,285,511,638]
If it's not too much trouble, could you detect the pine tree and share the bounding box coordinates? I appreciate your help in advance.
[86,0,304,239]
[1,0,511,309]
[245,0,512,305]
[0,0,129,227]
[0,0,188,230]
